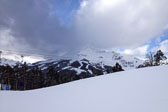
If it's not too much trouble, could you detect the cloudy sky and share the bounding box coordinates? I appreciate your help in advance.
[0,0,168,62]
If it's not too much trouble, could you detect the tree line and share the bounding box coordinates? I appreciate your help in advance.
[0,63,81,90]
[138,50,167,68]
[0,62,123,91]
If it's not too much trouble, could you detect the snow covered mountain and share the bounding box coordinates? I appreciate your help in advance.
[0,58,19,66]
[31,48,143,76]
[77,47,143,70]
[1,65,168,112]
[1,48,144,76]
[33,58,114,77]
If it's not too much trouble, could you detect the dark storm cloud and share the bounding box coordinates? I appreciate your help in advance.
[0,0,79,56]
[1,0,168,59]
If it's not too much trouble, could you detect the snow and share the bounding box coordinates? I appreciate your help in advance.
[0,58,18,66]
[78,47,144,70]
[61,66,85,75]
[70,68,85,75]
[31,47,144,71]
[1,65,168,112]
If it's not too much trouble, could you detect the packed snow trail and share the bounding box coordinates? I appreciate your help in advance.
[0,65,168,112]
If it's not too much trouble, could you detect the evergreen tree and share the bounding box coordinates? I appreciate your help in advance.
[45,66,55,86]
[154,50,167,65]
[112,63,124,72]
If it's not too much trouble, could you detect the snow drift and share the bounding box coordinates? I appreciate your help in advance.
[0,65,168,112]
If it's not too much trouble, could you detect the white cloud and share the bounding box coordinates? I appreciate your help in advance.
[76,0,168,48]
[1,0,168,61]
[0,28,37,54]
[152,40,168,54]
[24,56,45,63]
[1,52,44,64]
[0,28,15,47]
[120,45,149,58]
[80,0,88,8]
[0,0,81,56]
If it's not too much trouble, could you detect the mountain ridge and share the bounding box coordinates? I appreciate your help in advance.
[1,48,144,76]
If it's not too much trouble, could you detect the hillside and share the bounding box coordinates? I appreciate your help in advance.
[0,58,19,66]
[31,48,143,76]
[1,65,168,112]
[78,47,143,69]
[0,48,143,77]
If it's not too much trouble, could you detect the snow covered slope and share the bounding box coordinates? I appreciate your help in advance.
[31,47,143,76]
[0,58,19,66]
[1,48,144,76]
[32,58,114,76]
[78,47,144,70]
[35,47,143,70]
[1,65,168,112]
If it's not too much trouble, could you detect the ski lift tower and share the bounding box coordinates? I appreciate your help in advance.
[21,55,24,64]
